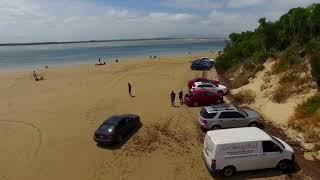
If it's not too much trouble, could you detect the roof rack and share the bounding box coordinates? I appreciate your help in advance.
[209,104,236,111]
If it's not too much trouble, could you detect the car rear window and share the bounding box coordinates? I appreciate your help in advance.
[200,108,217,118]
[205,135,215,153]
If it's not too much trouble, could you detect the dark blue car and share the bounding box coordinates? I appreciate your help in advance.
[94,114,141,145]
[190,61,212,70]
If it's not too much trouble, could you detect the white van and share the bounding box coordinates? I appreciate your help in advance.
[202,127,295,177]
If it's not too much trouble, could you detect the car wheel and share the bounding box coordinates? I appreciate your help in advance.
[211,125,221,130]
[248,122,259,127]
[192,102,199,107]
[217,90,224,96]
[222,166,236,177]
[117,136,123,143]
[278,160,293,172]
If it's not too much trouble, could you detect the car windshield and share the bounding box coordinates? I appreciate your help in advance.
[200,108,217,118]
[239,109,248,117]
[101,123,117,130]
[271,136,285,149]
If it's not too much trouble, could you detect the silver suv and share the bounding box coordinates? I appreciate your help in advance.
[198,104,263,130]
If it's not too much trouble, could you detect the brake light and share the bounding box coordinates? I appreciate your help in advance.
[211,159,216,169]
[202,120,208,125]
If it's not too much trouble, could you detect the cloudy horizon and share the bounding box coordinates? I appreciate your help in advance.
[0,0,318,43]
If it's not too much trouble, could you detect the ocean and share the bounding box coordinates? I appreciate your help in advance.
[0,39,226,70]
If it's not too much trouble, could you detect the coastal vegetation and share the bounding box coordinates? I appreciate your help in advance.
[216,3,320,90]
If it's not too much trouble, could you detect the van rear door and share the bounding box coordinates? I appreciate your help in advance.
[203,134,216,170]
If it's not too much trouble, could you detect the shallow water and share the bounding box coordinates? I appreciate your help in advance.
[0,39,225,70]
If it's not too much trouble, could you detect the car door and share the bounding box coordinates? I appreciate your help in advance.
[118,119,129,136]
[229,111,248,127]
[259,141,284,169]
[206,92,218,105]
[218,112,241,128]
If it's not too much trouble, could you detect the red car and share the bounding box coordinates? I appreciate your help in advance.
[188,77,220,89]
[185,89,223,107]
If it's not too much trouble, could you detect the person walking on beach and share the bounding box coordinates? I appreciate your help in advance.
[171,91,176,106]
[179,90,183,104]
[128,83,132,97]
[98,58,101,64]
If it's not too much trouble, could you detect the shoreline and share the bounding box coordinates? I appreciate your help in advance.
[0,50,215,73]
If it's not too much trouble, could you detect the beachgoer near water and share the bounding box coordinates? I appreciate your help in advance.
[128,83,132,97]
[179,91,183,104]
[33,70,37,79]
[171,91,176,106]
[98,58,101,64]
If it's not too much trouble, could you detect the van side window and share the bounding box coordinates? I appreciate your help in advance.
[262,141,282,152]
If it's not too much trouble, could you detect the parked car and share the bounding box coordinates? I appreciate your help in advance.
[198,104,262,130]
[191,82,228,95]
[190,61,211,70]
[192,58,214,68]
[185,89,223,107]
[203,127,295,177]
[94,114,141,145]
[188,77,220,89]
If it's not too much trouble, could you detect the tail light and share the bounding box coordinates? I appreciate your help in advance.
[202,120,208,125]
[211,159,216,169]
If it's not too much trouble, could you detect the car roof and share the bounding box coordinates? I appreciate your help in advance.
[206,127,272,144]
[204,104,237,113]
[194,82,213,85]
[104,114,136,124]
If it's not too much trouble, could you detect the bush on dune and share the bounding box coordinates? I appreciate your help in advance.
[290,94,320,142]
[233,90,256,104]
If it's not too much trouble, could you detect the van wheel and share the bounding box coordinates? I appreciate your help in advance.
[192,102,199,107]
[222,166,236,177]
[248,122,259,127]
[277,160,293,172]
[211,125,221,130]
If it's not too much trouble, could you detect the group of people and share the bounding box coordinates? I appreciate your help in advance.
[170,90,184,106]
[96,58,106,65]
[32,70,44,81]
[149,55,158,60]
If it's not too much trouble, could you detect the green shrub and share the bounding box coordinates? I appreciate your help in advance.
[273,44,303,73]
[279,74,299,84]
[310,52,320,87]
[233,90,256,104]
[303,94,320,114]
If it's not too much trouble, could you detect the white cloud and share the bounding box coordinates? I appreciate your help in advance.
[164,0,226,9]
[228,0,264,8]
[0,0,318,43]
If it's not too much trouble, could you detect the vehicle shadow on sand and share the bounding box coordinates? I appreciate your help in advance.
[211,162,301,180]
[96,123,143,150]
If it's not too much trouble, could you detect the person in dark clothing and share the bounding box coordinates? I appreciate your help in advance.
[98,58,101,64]
[171,91,176,106]
[179,90,183,104]
[128,83,132,97]
[32,70,37,80]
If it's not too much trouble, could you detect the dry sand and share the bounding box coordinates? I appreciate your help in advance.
[0,53,293,180]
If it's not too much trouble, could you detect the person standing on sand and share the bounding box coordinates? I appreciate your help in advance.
[128,83,132,97]
[179,90,183,104]
[32,70,37,79]
[98,58,101,64]
[171,91,176,106]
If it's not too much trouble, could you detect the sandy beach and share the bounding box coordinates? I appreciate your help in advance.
[0,53,293,180]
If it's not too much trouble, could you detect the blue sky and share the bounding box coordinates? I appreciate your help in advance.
[0,0,318,43]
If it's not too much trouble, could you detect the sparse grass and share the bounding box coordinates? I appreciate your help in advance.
[233,89,256,104]
[272,83,292,103]
[290,94,320,145]
[279,74,299,84]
